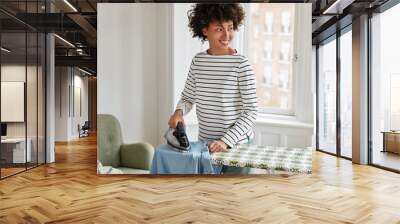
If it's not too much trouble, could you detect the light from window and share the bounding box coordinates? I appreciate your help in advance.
[280,96,288,109]
[391,74,400,130]
[281,12,291,34]
[248,4,295,115]
[340,30,352,158]
[370,2,400,169]
[279,69,289,90]
[264,12,274,34]
[263,40,273,60]
[263,65,273,86]
[318,38,337,154]
[254,25,260,39]
[280,41,290,62]
[253,49,258,64]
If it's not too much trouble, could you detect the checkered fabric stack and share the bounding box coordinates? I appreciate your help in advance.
[210,145,313,173]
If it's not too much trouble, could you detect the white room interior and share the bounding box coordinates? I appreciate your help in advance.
[97,3,314,150]
[54,67,89,141]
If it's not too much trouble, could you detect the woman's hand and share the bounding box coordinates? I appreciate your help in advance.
[208,140,228,152]
[168,109,184,128]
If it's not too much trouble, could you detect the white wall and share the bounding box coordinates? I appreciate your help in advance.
[72,73,89,137]
[172,3,204,141]
[156,4,175,144]
[55,67,89,141]
[55,67,68,141]
[98,4,164,146]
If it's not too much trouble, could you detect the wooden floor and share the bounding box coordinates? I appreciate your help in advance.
[1,135,400,223]
[1,167,26,178]
[372,150,400,171]
[1,163,45,178]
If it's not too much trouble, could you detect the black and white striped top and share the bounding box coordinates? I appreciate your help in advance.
[176,51,258,147]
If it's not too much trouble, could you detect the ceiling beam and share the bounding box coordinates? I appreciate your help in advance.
[322,0,356,14]
[67,13,97,39]
[12,13,82,32]
[55,55,96,70]
[312,15,335,33]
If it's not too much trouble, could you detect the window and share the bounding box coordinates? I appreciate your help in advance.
[281,12,291,34]
[340,29,352,158]
[278,69,289,90]
[264,12,274,34]
[263,65,273,86]
[253,49,258,64]
[263,40,273,61]
[315,25,353,159]
[371,3,400,171]
[254,25,260,39]
[280,96,288,109]
[390,74,400,130]
[318,37,337,154]
[246,4,295,115]
[279,41,290,62]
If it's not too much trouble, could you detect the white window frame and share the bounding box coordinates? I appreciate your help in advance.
[241,4,312,122]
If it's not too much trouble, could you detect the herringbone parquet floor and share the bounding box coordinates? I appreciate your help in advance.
[1,135,400,224]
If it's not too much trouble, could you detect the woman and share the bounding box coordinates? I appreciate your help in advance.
[168,4,258,172]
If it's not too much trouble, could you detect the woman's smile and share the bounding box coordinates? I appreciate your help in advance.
[219,40,230,46]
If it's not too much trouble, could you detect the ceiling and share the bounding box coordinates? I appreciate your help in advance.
[0,0,395,75]
[311,0,391,43]
[1,0,97,74]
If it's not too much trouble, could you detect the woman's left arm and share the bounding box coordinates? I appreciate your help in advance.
[221,58,258,148]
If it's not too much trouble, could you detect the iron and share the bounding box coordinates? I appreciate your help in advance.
[164,122,191,152]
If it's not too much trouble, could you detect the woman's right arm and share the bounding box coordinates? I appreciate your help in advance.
[168,109,184,128]
[169,60,196,128]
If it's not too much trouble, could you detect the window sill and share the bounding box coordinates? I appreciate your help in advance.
[255,115,313,129]
[185,113,314,130]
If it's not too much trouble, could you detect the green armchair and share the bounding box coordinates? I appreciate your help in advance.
[97,114,154,174]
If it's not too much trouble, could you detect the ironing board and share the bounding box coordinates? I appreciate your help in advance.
[210,145,313,173]
[150,141,312,174]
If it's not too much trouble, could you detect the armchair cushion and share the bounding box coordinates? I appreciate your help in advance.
[120,142,154,170]
[116,167,150,174]
[97,114,123,167]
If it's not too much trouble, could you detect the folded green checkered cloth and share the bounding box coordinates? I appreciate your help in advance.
[210,145,313,173]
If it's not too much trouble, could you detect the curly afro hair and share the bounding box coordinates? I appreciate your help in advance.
[187,3,245,41]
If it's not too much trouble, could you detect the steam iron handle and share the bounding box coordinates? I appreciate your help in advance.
[176,122,185,132]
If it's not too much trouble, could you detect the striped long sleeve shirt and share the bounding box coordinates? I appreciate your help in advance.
[176,51,258,148]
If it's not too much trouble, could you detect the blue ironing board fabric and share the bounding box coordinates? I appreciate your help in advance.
[150,141,221,174]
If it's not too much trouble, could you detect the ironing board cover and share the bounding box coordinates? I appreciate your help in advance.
[210,145,313,173]
[150,141,220,174]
